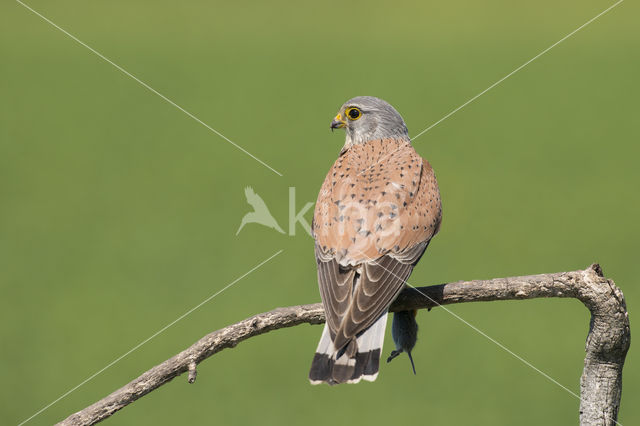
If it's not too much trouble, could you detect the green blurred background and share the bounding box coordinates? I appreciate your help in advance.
[1,0,637,424]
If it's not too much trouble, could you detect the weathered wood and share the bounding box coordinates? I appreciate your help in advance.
[57,264,629,426]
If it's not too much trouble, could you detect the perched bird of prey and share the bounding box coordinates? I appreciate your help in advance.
[309,96,442,385]
[236,186,285,235]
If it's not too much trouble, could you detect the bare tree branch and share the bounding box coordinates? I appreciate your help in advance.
[57,264,629,426]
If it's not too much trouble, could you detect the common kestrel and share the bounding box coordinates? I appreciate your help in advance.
[309,96,442,385]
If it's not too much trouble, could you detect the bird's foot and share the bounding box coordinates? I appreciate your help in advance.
[387,349,402,363]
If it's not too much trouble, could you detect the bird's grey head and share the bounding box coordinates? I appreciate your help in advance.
[330,96,409,148]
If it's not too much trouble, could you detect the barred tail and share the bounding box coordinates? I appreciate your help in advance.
[309,313,388,385]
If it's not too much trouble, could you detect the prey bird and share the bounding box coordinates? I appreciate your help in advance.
[309,96,442,384]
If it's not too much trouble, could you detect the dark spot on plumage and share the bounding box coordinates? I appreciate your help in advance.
[351,183,355,187]
[375,224,383,231]
[409,192,414,197]
[377,212,383,218]
[400,173,404,178]
[394,245,400,251]
[390,212,397,219]
[391,204,397,210]
[351,194,356,199]
[395,193,400,199]
[381,191,386,196]
[403,201,408,207]
[351,237,357,243]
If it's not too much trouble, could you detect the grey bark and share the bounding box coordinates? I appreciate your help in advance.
[57,264,629,426]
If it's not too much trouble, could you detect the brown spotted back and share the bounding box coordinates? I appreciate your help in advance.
[313,138,441,264]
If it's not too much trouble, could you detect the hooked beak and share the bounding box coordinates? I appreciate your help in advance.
[330,113,346,131]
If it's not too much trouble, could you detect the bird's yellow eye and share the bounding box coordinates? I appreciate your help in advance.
[346,107,362,120]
